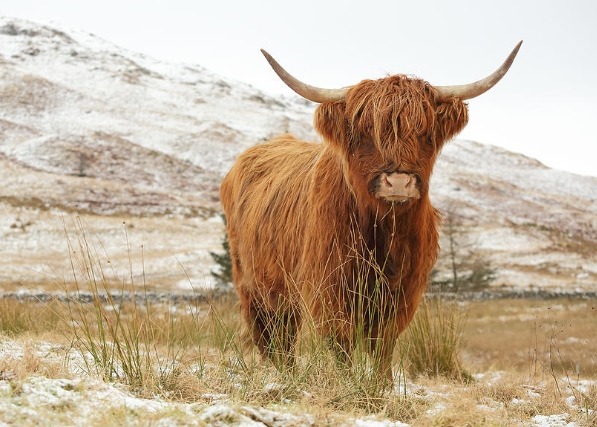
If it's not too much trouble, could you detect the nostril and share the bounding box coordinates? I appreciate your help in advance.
[384,174,393,188]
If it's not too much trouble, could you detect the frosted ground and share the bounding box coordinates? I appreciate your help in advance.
[0,339,592,426]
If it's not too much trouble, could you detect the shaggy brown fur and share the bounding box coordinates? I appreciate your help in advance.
[220,75,469,381]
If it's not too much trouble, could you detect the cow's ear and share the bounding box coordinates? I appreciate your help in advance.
[314,102,352,153]
[434,99,469,145]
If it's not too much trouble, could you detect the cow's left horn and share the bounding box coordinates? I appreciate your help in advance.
[435,41,523,101]
[261,49,349,103]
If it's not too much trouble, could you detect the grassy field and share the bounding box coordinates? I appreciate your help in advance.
[0,291,595,426]
[463,298,597,379]
[0,220,595,425]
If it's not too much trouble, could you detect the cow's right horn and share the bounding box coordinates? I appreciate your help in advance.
[261,49,349,103]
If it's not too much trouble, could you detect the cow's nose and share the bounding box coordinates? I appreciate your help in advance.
[383,172,418,195]
[375,172,420,201]
[384,173,415,190]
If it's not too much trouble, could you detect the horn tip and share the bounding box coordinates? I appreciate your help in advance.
[506,40,523,69]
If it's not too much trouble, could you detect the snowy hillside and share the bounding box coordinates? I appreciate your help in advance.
[0,17,595,292]
[0,16,315,216]
[431,140,597,291]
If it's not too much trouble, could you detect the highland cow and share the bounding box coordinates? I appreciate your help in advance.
[220,42,522,382]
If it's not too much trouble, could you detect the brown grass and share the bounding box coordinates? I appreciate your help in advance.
[462,298,597,379]
[0,295,595,425]
[0,217,595,425]
[0,299,64,336]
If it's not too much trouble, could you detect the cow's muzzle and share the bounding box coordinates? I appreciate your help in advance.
[374,172,420,204]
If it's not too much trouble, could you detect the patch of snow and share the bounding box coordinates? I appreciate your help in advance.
[531,413,576,427]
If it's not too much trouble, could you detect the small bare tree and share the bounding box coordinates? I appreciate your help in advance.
[433,202,495,292]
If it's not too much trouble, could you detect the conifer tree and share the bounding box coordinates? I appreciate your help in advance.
[210,214,232,288]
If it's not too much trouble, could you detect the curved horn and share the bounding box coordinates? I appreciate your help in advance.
[261,49,349,103]
[435,41,523,101]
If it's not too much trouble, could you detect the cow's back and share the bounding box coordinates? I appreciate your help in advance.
[220,134,322,298]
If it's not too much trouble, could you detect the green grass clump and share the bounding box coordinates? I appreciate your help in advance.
[59,216,205,399]
[399,293,469,380]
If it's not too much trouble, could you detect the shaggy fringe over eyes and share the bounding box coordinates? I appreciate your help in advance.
[346,76,437,157]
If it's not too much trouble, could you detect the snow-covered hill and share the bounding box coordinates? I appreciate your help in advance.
[0,17,315,216]
[0,17,595,292]
[431,140,597,290]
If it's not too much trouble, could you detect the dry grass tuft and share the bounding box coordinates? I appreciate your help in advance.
[0,337,71,401]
